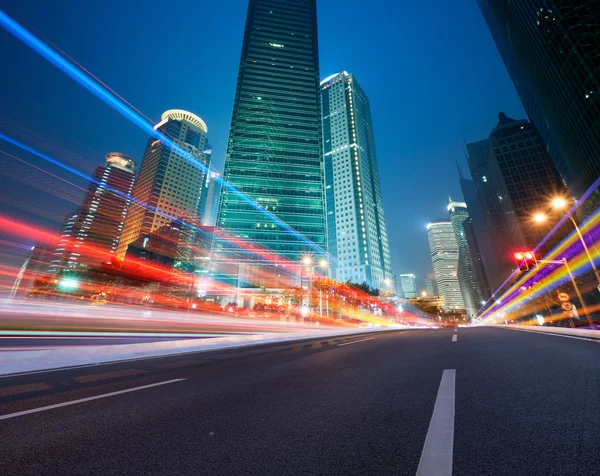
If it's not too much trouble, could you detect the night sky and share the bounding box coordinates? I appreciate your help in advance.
[0,0,526,291]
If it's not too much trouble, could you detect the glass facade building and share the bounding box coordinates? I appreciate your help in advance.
[427,220,465,311]
[213,0,326,287]
[117,110,210,260]
[477,0,600,202]
[448,200,484,314]
[320,71,394,290]
[399,274,417,299]
[50,153,136,273]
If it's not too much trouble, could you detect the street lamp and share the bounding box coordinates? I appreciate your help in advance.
[534,197,600,285]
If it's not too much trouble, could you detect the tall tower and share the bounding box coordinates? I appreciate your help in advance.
[118,109,210,260]
[50,152,136,273]
[427,220,464,311]
[213,0,326,287]
[476,1,600,201]
[399,274,417,299]
[448,200,484,315]
[320,71,394,290]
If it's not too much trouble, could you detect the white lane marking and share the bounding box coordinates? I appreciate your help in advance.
[452,335,457,342]
[0,379,186,421]
[500,326,600,343]
[337,337,376,347]
[416,369,456,476]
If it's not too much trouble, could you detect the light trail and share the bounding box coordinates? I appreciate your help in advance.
[476,205,600,325]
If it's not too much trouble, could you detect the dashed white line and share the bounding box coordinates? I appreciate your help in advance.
[452,334,457,342]
[416,369,456,476]
[337,337,375,347]
[0,378,186,421]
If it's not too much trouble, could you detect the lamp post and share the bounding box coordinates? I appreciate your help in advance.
[318,259,328,319]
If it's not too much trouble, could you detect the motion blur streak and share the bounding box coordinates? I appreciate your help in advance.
[476,205,600,325]
[0,136,301,282]
[476,176,600,315]
[0,10,338,270]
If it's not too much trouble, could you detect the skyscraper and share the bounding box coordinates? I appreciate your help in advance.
[427,220,464,310]
[488,114,566,253]
[117,110,210,260]
[213,0,326,287]
[399,274,417,299]
[50,153,136,272]
[448,199,484,314]
[477,1,600,201]
[465,114,569,293]
[320,71,394,289]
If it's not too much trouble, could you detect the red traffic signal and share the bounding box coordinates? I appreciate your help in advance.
[513,251,536,271]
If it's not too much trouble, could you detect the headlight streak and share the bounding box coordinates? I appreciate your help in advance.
[476,206,600,325]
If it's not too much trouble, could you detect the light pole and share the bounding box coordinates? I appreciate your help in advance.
[318,259,328,319]
[534,197,600,286]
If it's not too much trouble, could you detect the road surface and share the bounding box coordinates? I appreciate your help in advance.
[1,327,598,475]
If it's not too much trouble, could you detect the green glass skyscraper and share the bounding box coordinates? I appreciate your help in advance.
[213,0,326,287]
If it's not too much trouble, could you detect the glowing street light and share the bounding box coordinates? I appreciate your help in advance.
[302,256,312,266]
[319,259,328,269]
[533,196,600,285]
[421,290,427,297]
[550,197,568,210]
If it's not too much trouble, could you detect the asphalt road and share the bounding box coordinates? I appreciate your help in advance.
[0,334,218,351]
[0,327,599,475]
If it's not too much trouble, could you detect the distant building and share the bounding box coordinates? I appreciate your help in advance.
[9,244,55,299]
[399,274,417,299]
[477,1,600,202]
[117,110,210,260]
[320,71,395,290]
[200,171,221,227]
[448,199,484,315]
[50,152,136,273]
[126,217,213,274]
[458,174,492,301]
[427,220,464,311]
[425,272,437,296]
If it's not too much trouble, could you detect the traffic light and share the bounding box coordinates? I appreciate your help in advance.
[513,251,537,271]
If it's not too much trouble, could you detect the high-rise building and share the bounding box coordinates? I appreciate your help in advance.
[399,274,417,299]
[448,199,484,314]
[117,110,210,260]
[320,71,394,289]
[427,220,464,310]
[199,171,222,227]
[465,114,569,293]
[476,1,600,201]
[488,114,567,253]
[213,0,326,287]
[458,173,493,301]
[50,153,136,272]
[425,272,437,296]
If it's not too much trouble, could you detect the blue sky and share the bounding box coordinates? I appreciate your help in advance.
[0,0,526,288]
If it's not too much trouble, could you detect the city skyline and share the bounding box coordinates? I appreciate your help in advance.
[0,0,527,288]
